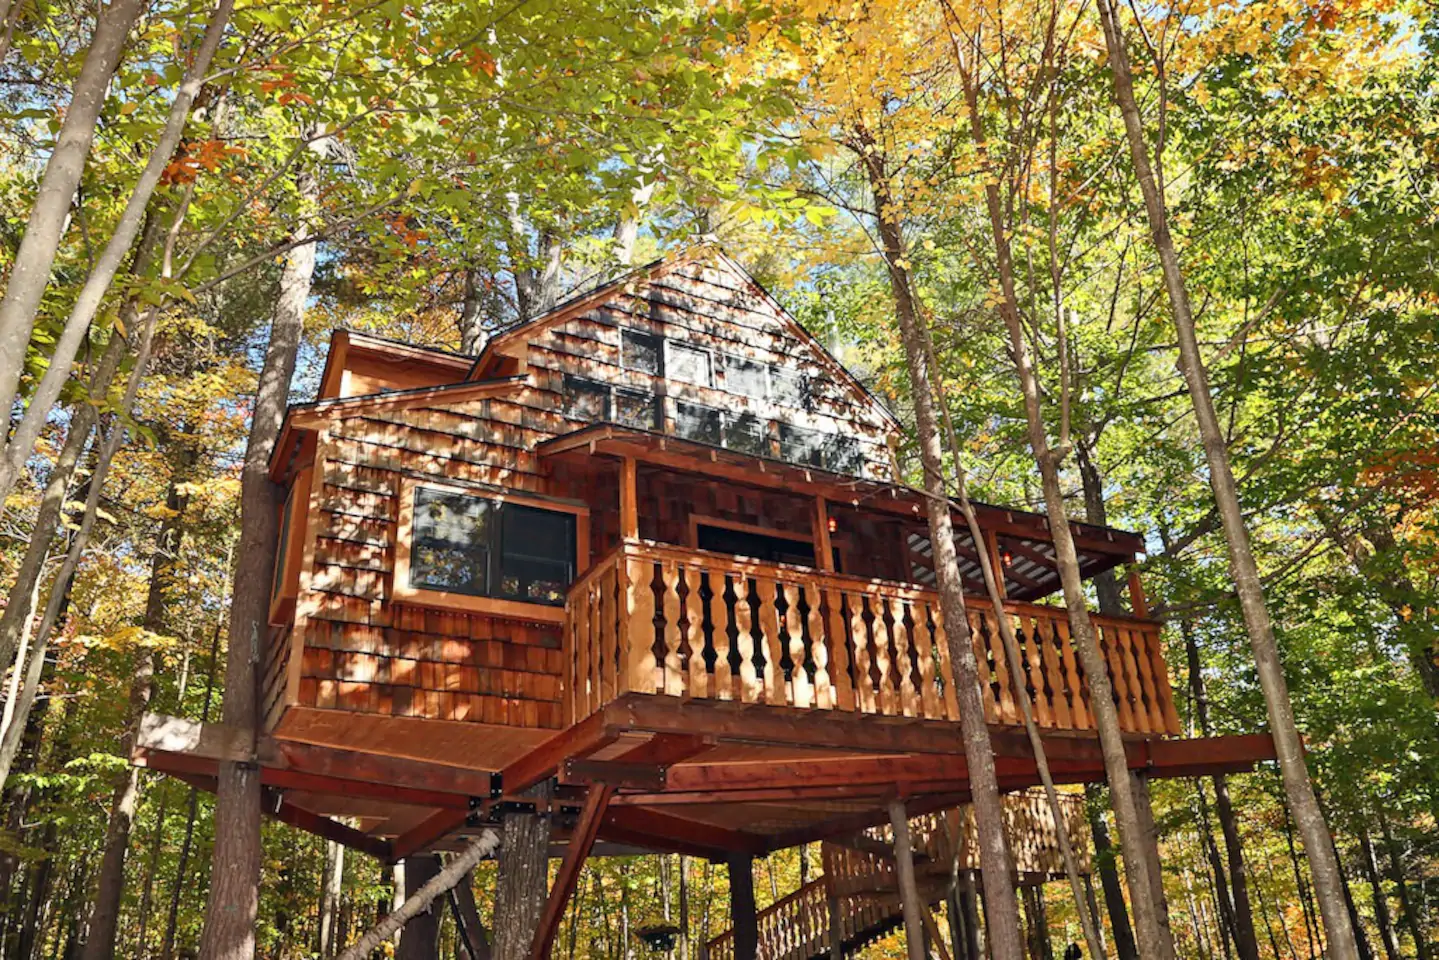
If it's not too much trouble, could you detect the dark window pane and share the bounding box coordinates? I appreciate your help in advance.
[771,368,808,408]
[778,423,826,468]
[499,504,575,606]
[724,411,769,456]
[666,342,711,386]
[411,487,492,595]
[613,389,659,430]
[674,400,722,445]
[272,486,295,601]
[564,375,609,422]
[723,355,767,398]
[824,435,864,475]
[622,330,662,375]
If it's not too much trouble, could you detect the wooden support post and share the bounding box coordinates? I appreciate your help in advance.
[888,799,927,960]
[528,784,615,960]
[728,854,758,960]
[984,530,1008,599]
[1127,566,1149,619]
[828,889,844,960]
[620,457,639,541]
[814,497,835,572]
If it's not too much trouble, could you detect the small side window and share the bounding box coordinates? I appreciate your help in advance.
[666,342,712,387]
[770,368,809,409]
[673,400,723,445]
[563,375,609,422]
[779,423,826,468]
[613,389,660,430]
[722,355,767,398]
[621,330,662,376]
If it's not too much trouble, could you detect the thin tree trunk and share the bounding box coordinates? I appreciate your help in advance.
[399,856,443,960]
[947,42,1176,960]
[1092,2,1358,955]
[1085,788,1139,960]
[1380,814,1429,960]
[161,564,228,960]
[83,446,194,959]
[197,159,315,960]
[890,801,928,960]
[1359,827,1401,960]
[319,841,346,957]
[0,0,146,414]
[859,139,1026,960]
[1283,807,1321,958]
[492,796,553,960]
[1021,886,1053,960]
[336,833,500,960]
[0,0,235,512]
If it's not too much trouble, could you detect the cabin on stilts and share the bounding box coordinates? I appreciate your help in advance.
[135,246,1276,958]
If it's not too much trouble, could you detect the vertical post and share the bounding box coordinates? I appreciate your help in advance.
[620,457,639,541]
[984,530,1008,600]
[889,799,928,960]
[1127,566,1149,619]
[829,889,844,960]
[728,854,758,960]
[814,497,835,572]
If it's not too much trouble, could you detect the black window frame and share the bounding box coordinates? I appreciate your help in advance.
[407,485,577,608]
[621,329,663,376]
[563,374,610,422]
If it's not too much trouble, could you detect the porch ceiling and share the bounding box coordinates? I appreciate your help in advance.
[538,422,1144,600]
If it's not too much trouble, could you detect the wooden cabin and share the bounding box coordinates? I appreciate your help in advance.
[136,246,1275,957]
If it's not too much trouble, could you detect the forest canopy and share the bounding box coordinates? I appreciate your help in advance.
[0,0,1435,958]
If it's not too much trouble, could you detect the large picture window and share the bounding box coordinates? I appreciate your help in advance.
[401,484,582,612]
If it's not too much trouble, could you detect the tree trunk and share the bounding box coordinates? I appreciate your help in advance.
[1092,2,1358,956]
[1380,814,1429,960]
[492,800,553,960]
[198,166,315,960]
[1359,827,1401,960]
[1085,789,1139,960]
[727,856,757,960]
[889,801,928,960]
[399,856,443,960]
[83,449,194,959]
[0,0,145,416]
[949,52,1176,960]
[1021,886,1053,960]
[0,0,235,512]
[319,840,346,956]
[336,832,500,960]
[859,141,1025,960]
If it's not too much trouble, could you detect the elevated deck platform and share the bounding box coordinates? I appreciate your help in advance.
[135,691,1277,863]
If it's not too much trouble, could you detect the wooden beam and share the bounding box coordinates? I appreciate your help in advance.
[559,759,665,791]
[499,711,618,794]
[529,784,615,960]
[602,806,767,857]
[390,808,471,863]
[266,789,393,860]
[134,713,275,765]
[275,740,494,798]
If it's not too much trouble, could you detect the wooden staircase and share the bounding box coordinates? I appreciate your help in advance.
[704,793,1089,960]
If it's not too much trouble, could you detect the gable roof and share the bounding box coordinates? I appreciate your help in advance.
[469,244,902,430]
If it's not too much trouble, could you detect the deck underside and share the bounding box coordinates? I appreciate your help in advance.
[134,693,1277,863]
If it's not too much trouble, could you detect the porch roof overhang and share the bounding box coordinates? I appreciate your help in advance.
[537,423,1144,601]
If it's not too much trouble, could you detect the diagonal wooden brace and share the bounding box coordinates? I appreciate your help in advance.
[528,783,616,960]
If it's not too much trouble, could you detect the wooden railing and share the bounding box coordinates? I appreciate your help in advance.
[563,540,1179,735]
[705,792,1092,960]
